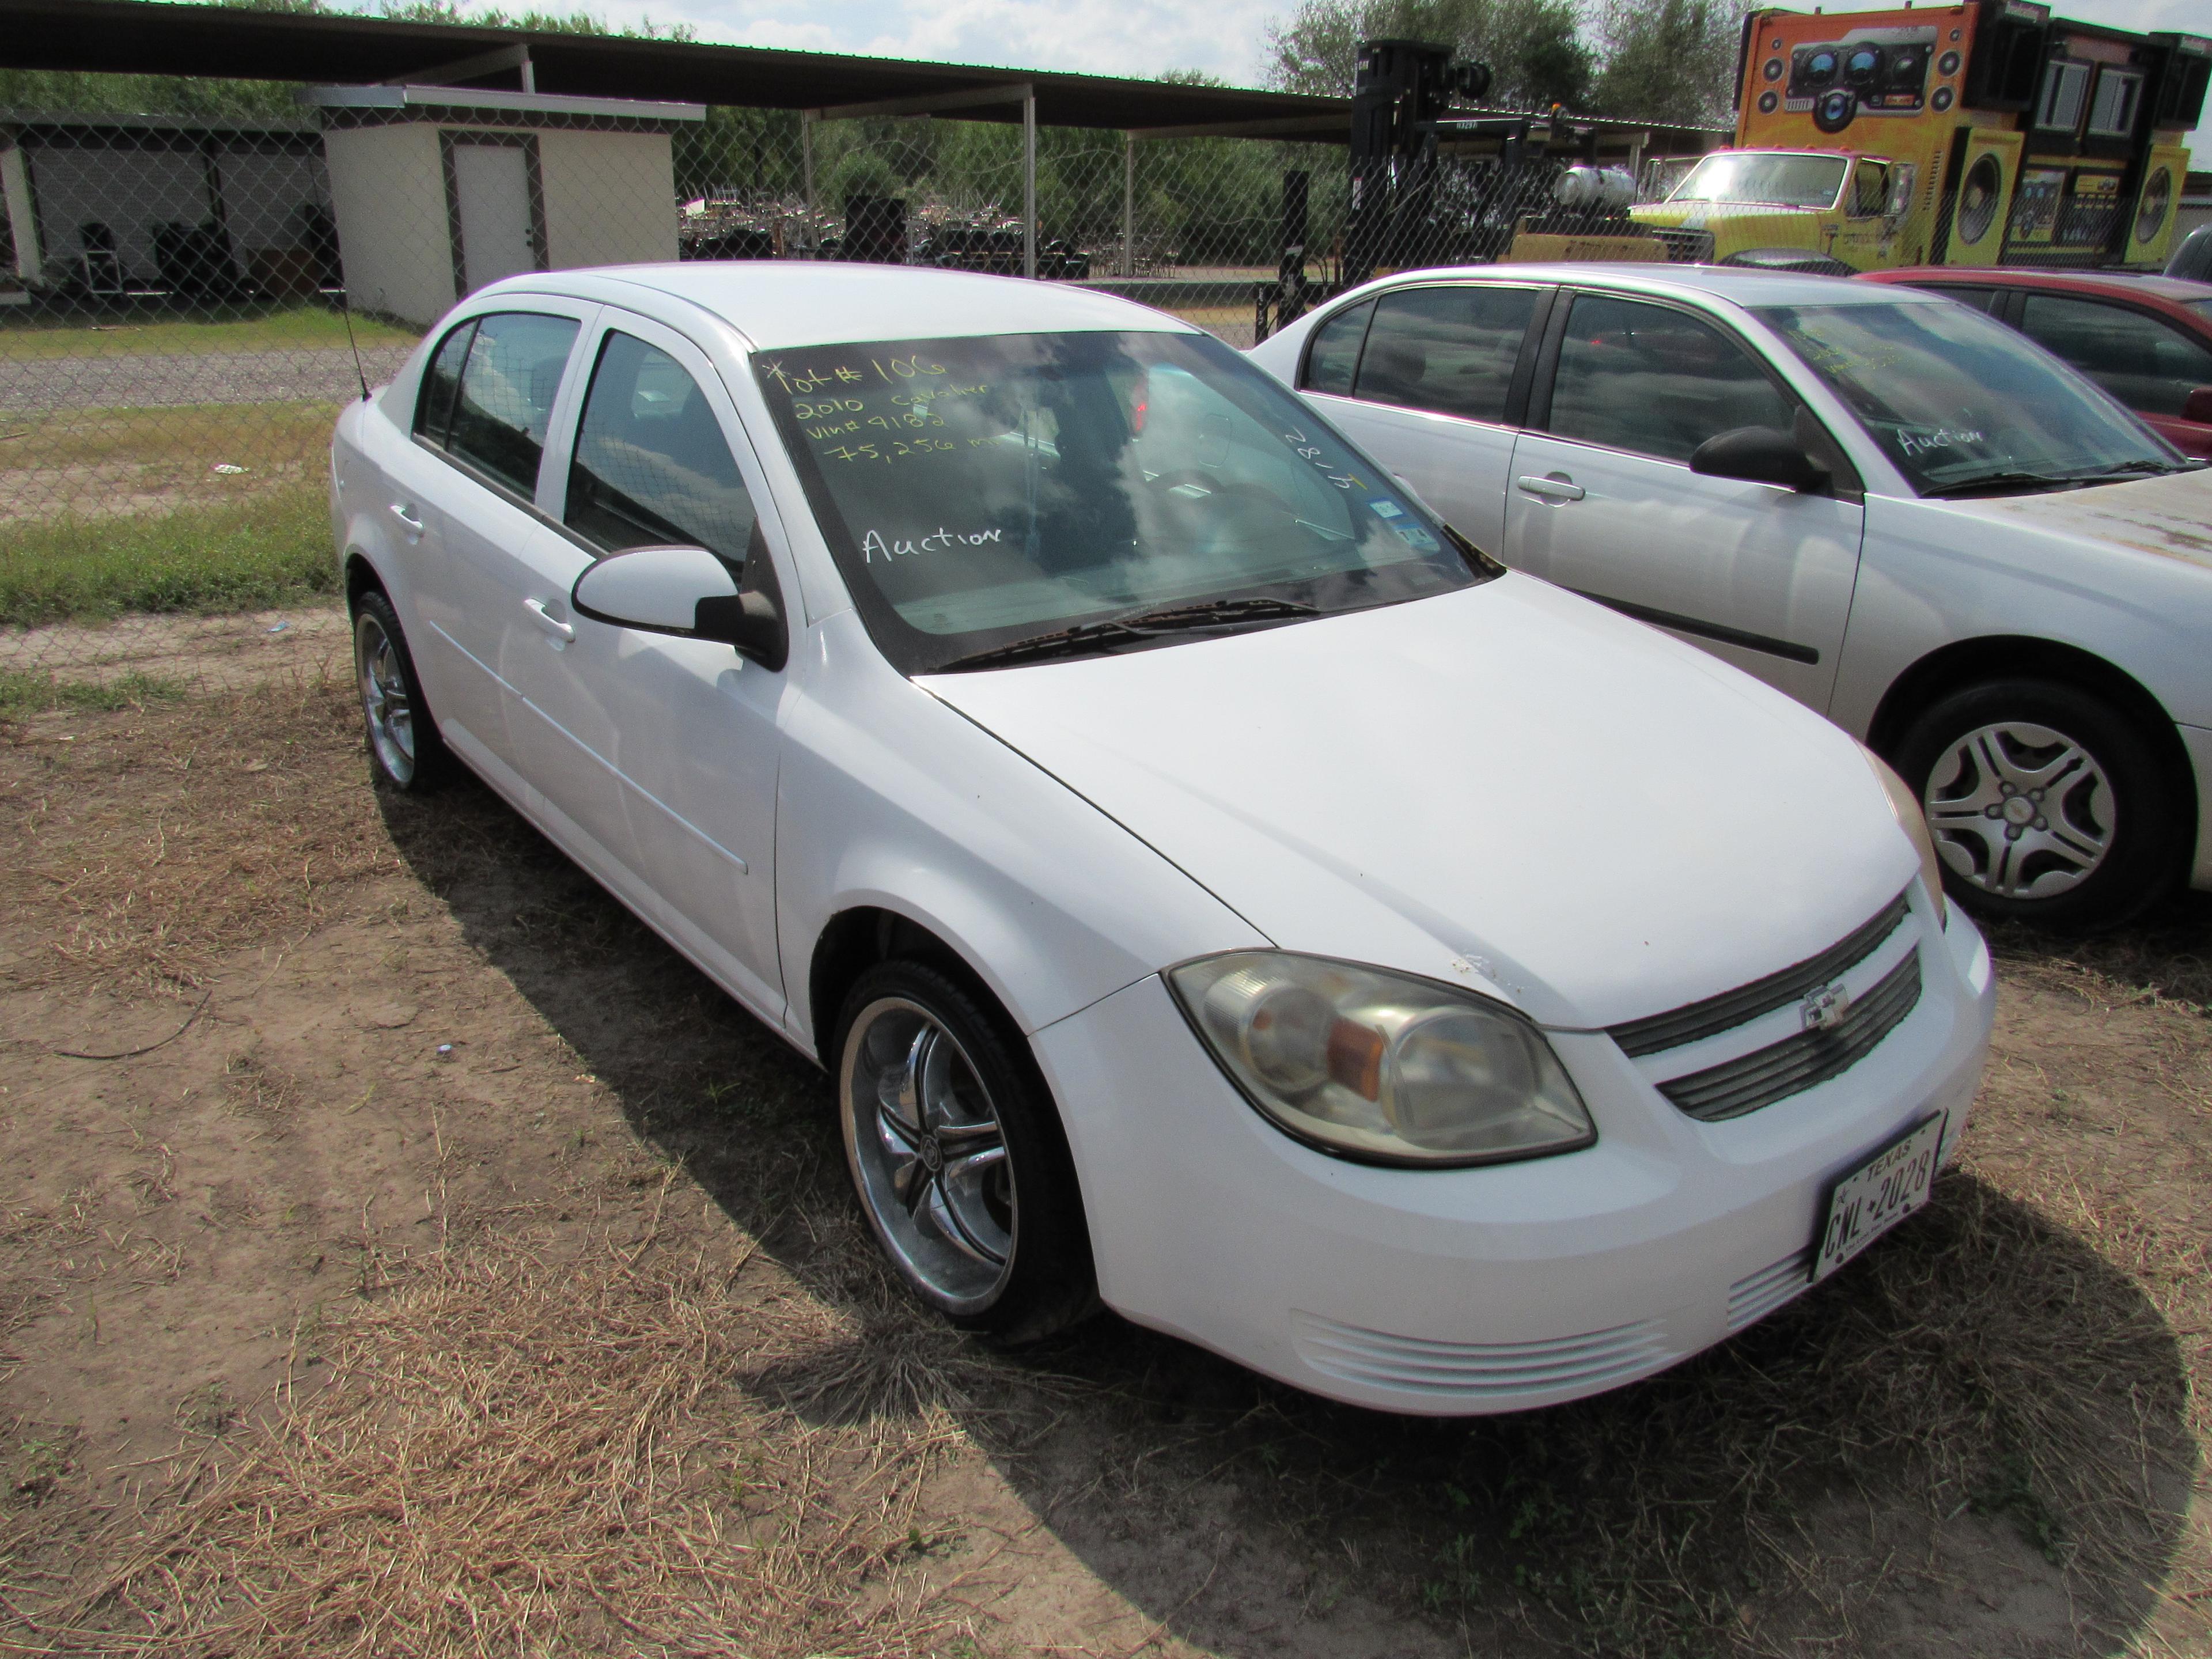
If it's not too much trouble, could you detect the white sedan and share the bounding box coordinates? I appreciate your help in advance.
[332,264,1993,1414]
[1249,264,2212,931]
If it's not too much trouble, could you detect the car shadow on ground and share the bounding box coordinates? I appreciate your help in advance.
[375,771,2198,1657]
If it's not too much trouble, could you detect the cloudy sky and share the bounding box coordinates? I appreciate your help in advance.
[547,0,2208,152]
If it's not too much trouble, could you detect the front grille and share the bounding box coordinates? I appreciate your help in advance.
[1661,951,1923,1123]
[1728,1249,1812,1332]
[1291,1311,1672,1400]
[1649,226,1715,263]
[1611,895,1910,1058]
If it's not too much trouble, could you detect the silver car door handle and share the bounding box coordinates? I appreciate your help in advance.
[389,502,424,535]
[524,597,574,642]
[1516,474,1585,502]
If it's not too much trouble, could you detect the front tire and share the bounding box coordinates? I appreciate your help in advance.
[834,961,1096,1343]
[1892,679,2179,930]
[353,590,449,793]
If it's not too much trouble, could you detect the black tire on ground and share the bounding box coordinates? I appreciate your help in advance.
[1891,678,2180,931]
[351,589,450,794]
[833,959,1097,1345]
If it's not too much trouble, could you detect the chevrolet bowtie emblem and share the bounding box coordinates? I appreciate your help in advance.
[1801,982,1851,1033]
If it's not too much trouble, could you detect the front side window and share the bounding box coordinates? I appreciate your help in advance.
[1353,285,1537,424]
[1850,162,1889,218]
[1301,300,1373,396]
[1668,152,1847,210]
[1545,296,1792,464]
[753,330,1484,675]
[2015,295,2212,420]
[1756,298,2180,494]
[446,312,580,499]
[1910,284,1999,314]
[566,331,756,564]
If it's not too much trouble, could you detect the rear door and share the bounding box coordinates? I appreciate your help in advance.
[1502,289,1865,711]
[1293,281,1551,550]
[385,305,591,768]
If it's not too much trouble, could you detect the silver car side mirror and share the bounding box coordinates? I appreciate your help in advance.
[570,543,788,672]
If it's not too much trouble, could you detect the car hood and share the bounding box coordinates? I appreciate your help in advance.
[1957,467,2212,569]
[919,575,1915,1030]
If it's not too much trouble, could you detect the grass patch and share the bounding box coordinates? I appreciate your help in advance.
[1,400,339,473]
[0,668,184,716]
[0,301,420,359]
[0,491,337,625]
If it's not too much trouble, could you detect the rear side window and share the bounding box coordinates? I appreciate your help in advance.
[415,320,475,444]
[2016,294,2212,419]
[446,312,581,498]
[1351,285,1537,423]
[1546,295,1791,464]
[1301,300,1373,395]
[565,330,756,565]
[1911,285,1999,313]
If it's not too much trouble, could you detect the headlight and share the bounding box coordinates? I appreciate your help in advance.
[1860,742,1948,925]
[1166,952,1595,1167]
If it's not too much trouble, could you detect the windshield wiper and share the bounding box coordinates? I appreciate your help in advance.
[1924,461,2184,499]
[934,596,1320,672]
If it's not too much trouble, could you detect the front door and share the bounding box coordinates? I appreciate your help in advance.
[513,310,790,1020]
[452,141,537,296]
[1502,291,1865,711]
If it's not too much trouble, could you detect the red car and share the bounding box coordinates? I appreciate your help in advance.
[1859,266,2212,459]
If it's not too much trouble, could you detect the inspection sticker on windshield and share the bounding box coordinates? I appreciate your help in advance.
[1368,498,1403,518]
[1812,1113,1944,1283]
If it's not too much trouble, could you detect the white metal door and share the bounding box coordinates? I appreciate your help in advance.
[453,143,536,294]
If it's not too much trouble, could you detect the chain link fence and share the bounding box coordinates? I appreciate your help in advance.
[1,79,2190,702]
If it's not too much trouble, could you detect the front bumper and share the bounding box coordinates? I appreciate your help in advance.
[1032,895,1995,1415]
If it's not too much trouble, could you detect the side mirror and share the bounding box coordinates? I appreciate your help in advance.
[570,543,788,672]
[2183,387,2212,426]
[1690,425,1832,493]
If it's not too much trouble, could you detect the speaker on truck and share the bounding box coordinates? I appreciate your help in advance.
[1934,127,2022,265]
[2124,145,2190,266]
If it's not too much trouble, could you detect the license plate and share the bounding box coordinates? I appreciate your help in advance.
[1812,1113,1945,1283]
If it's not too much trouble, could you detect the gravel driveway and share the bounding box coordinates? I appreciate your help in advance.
[0,346,418,412]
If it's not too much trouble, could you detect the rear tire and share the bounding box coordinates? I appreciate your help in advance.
[834,960,1096,1344]
[353,590,449,793]
[1891,679,2179,931]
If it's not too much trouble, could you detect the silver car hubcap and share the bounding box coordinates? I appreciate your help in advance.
[1922,721,2113,901]
[840,996,1014,1312]
[355,612,416,785]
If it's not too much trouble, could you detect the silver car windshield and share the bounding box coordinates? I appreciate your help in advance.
[1754,300,2183,495]
[754,330,1484,674]
[1669,153,1846,210]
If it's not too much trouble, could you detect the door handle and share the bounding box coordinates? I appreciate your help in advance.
[1516,474,1585,502]
[389,502,424,537]
[524,597,574,643]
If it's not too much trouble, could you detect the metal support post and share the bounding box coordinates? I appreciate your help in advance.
[1122,132,1135,278]
[801,111,817,257]
[1022,91,1037,279]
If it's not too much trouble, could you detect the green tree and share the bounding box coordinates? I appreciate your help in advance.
[1586,0,1740,125]
[1263,0,1593,112]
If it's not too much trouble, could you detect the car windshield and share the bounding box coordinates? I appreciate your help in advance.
[1753,299,2181,494]
[753,329,1483,673]
[1668,153,1847,210]
[2187,298,2212,323]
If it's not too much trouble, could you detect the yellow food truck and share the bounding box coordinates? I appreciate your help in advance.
[1626,1,2207,271]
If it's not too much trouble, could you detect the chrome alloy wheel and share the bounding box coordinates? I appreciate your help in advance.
[1922,720,2113,902]
[355,610,416,786]
[839,997,1016,1311]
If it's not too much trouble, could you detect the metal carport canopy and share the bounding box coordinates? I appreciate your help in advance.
[0,0,1353,138]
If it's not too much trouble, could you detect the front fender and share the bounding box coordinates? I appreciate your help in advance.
[774,611,1266,1055]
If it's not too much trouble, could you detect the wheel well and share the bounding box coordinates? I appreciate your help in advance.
[1866,634,2196,848]
[806,907,994,1065]
[343,552,384,611]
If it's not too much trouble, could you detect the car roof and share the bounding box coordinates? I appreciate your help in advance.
[476,262,1200,350]
[1354,262,1923,308]
[1866,266,2212,308]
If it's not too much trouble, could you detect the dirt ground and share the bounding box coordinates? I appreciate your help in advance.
[2,666,2210,1658]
